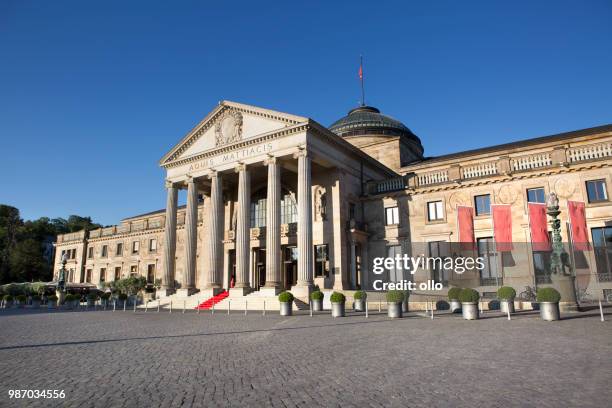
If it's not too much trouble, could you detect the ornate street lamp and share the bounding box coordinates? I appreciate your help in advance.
[56,253,68,304]
[546,192,567,275]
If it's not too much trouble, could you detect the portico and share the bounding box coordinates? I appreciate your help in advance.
[157,101,396,301]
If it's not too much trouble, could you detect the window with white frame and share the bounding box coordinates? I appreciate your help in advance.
[385,206,399,225]
[427,201,444,221]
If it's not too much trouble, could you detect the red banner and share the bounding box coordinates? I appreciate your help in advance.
[457,206,475,250]
[492,205,513,251]
[568,201,590,251]
[528,203,551,251]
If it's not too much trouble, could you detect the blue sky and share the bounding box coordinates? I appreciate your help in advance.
[1,0,611,225]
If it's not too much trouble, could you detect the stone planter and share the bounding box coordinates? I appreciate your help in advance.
[539,302,560,321]
[450,300,462,313]
[331,302,345,317]
[402,299,409,313]
[387,302,403,318]
[47,300,57,309]
[280,301,292,316]
[462,302,479,320]
[354,299,365,312]
[311,299,322,312]
[500,299,515,314]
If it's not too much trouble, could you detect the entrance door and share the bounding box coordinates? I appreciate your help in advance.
[253,248,266,290]
[228,249,236,288]
[283,246,298,289]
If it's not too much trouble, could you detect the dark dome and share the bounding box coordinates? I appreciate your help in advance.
[328,106,421,144]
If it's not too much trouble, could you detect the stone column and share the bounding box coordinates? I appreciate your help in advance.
[160,181,178,297]
[263,156,281,294]
[350,237,357,288]
[204,171,223,296]
[231,163,251,296]
[180,176,198,296]
[293,149,313,296]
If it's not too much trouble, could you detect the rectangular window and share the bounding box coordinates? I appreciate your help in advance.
[586,179,608,203]
[132,241,140,254]
[86,269,92,283]
[427,201,444,221]
[147,264,155,283]
[385,206,399,225]
[428,241,450,285]
[527,187,546,203]
[349,203,356,220]
[114,267,121,281]
[477,237,500,285]
[88,247,94,259]
[116,243,123,256]
[130,265,138,276]
[387,245,402,282]
[100,268,106,283]
[474,194,491,216]
[101,245,108,258]
[314,244,329,278]
[592,227,612,279]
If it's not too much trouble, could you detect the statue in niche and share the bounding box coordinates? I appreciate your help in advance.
[314,187,327,221]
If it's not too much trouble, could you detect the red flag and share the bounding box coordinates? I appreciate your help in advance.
[457,206,475,250]
[568,201,590,251]
[358,64,363,80]
[528,203,550,251]
[492,205,513,251]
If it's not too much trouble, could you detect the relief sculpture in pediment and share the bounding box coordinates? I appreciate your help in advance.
[215,109,243,146]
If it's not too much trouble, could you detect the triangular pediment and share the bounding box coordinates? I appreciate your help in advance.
[160,101,308,166]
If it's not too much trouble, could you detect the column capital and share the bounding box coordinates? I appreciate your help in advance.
[234,162,247,173]
[293,147,309,159]
[165,179,178,189]
[264,155,278,166]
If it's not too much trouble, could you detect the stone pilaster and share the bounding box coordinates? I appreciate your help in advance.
[180,176,198,295]
[204,171,223,295]
[160,181,178,297]
[231,163,251,296]
[263,156,281,294]
[293,149,313,296]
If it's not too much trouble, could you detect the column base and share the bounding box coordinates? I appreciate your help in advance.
[176,288,198,297]
[258,286,283,296]
[290,284,314,298]
[156,288,175,298]
[229,287,251,297]
[199,287,224,298]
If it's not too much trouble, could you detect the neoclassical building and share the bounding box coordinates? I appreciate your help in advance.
[54,101,612,307]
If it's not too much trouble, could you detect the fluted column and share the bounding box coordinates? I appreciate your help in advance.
[205,171,223,291]
[295,149,313,289]
[161,181,178,295]
[183,176,198,292]
[265,156,281,289]
[233,163,251,291]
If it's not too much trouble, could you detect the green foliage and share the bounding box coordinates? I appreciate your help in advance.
[330,291,345,303]
[447,287,462,300]
[114,276,147,295]
[386,290,405,303]
[497,286,516,300]
[278,291,294,303]
[310,291,324,301]
[100,293,111,300]
[3,294,13,301]
[117,293,128,301]
[537,287,561,303]
[458,288,480,303]
[16,294,27,303]
[353,290,367,300]
[87,293,98,300]
[48,295,58,301]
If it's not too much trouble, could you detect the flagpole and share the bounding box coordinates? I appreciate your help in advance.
[360,55,365,106]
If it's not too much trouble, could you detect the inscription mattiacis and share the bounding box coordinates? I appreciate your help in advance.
[188,142,274,172]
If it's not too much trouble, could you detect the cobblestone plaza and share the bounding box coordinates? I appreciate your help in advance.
[1,309,610,407]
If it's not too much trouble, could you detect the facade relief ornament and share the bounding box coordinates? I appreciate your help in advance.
[497,185,519,205]
[314,186,327,221]
[448,192,469,211]
[554,178,577,198]
[215,109,243,147]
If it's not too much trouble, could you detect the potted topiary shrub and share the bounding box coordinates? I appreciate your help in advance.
[386,290,405,318]
[278,291,294,316]
[447,287,462,313]
[330,292,346,317]
[537,287,561,321]
[497,286,516,314]
[3,295,14,308]
[87,293,98,308]
[31,295,41,308]
[353,290,367,311]
[47,295,58,309]
[72,294,82,308]
[402,290,410,312]
[100,293,111,307]
[118,293,128,308]
[16,294,27,308]
[310,290,324,312]
[459,288,480,320]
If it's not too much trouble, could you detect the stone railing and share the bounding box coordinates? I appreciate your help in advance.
[461,162,498,179]
[511,153,552,172]
[57,230,86,243]
[374,176,406,194]
[568,142,612,163]
[417,170,449,186]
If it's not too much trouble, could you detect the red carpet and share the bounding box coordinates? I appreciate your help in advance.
[195,290,229,310]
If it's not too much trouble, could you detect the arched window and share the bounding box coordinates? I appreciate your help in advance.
[250,189,298,227]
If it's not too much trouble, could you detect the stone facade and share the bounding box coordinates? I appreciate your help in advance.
[53,101,612,304]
